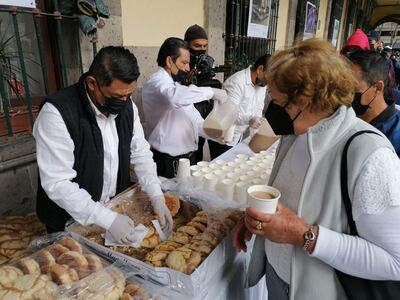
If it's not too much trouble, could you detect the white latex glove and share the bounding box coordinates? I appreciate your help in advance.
[151,196,173,232]
[249,116,265,129]
[108,214,137,244]
[211,88,227,104]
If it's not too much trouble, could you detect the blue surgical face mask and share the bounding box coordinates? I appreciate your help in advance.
[264,100,302,135]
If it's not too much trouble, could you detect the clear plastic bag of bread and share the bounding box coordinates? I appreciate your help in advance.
[0,212,47,266]
[0,232,115,299]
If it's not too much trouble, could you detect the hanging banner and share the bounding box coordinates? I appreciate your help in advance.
[304,1,317,40]
[0,0,36,8]
[247,0,272,38]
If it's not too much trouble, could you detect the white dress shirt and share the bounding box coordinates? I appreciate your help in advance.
[223,66,266,145]
[142,67,214,156]
[33,97,162,230]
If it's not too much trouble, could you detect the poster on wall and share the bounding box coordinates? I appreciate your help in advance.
[332,19,340,47]
[303,1,317,40]
[247,0,272,38]
[0,0,36,8]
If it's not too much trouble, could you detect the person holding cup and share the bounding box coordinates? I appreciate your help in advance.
[232,39,400,299]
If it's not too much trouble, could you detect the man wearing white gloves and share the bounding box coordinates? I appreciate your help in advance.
[34,46,172,244]
[142,37,227,178]
[223,54,270,146]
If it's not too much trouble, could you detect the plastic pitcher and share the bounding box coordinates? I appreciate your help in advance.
[203,100,238,140]
[249,119,280,153]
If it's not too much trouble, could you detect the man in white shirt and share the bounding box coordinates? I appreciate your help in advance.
[223,54,270,146]
[142,37,227,178]
[34,46,172,243]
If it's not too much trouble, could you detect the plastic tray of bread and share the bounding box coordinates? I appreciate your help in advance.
[0,233,161,299]
[66,185,244,297]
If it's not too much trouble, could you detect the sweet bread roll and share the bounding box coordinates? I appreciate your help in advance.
[192,232,219,246]
[145,250,169,262]
[57,236,83,253]
[223,217,236,229]
[188,240,213,255]
[57,251,88,270]
[35,250,56,274]
[66,266,80,281]
[124,282,151,300]
[47,244,69,258]
[187,221,207,233]
[0,265,23,286]
[19,257,41,274]
[0,238,29,250]
[155,241,182,251]
[164,194,181,217]
[141,227,160,249]
[50,264,73,285]
[0,254,8,265]
[84,254,103,272]
[177,225,200,236]
[168,232,191,245]
[165,246,202,274]
[192,216,208,225]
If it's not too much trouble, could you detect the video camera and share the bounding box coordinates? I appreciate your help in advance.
[189,54,230,88]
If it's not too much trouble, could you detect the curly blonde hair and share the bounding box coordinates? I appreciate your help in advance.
[266,38,356,112]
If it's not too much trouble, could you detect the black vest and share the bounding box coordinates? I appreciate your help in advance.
[36,74,133,231]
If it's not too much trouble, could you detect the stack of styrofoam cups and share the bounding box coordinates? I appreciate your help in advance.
[186,150,276,203]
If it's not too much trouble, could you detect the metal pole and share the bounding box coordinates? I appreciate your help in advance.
[52,0,68,87]
[0,73,14,138]
[33,9,50,95]
[10,7,34,129]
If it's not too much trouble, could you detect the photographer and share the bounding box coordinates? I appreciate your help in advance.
[184,24,230,159]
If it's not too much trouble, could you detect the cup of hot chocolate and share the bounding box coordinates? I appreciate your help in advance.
[247,185,281,214]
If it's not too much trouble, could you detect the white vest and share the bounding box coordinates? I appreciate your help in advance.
[247,106,394,300]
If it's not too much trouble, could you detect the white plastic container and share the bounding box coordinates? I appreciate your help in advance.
[203,101,238,141]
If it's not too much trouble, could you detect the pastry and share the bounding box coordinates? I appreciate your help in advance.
[84,254,103,273]
[165,246,202,274]
[57,251,89,270]
[35,250,56,274]
[57,236,83,253]
[19,257,41,274]
[145,250,169,262]
[155,240,182,251]
[0,265,23,286]
[187,221,207,233]
[164,194,181,216]
[123,282,151,300]
[177,225,200,236]
[188,240,213,255]
[50,263,73,285]
[66,265,80,281]
[47,244,69,258]
[168,232,191,244]
[192,232,219,246]
[192,216,208,225]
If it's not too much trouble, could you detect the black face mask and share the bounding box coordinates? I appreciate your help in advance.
[190,48,206,59]
[264,101,302,135]
[95,81,129,115]
[352,85,376,116]
[101,96,129,115]
[171,63,189,85]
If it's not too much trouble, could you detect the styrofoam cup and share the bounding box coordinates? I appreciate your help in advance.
[190,165,202,175]
[215,160,227,166]
[227,172,240,181]
[176,158,191,179]
[209,163,220,170]
[235,181,248,203]
[192,171,203,188]
[236,154,249,161]
[197,161,209,167]
[227,161,236,168]
[220,179,235,201]
[247,185,281,214]
[204,173,218,191]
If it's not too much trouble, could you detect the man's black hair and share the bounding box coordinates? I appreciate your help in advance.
[157,37,190,67]
[251,54,271,71]
[88,46,140,86]
[348,49,394,104]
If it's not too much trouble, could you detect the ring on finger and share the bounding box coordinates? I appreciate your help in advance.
[256,221,262,230]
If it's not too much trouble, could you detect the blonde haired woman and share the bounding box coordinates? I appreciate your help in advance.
[233,39,400,299]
